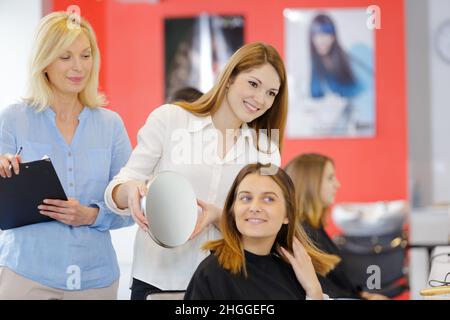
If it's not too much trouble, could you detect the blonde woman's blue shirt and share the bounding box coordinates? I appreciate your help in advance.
[0,102,134,290]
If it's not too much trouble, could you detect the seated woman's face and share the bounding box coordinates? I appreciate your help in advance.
[44,32,93,96]
[226,63,281,124]
[320,161,340,207]
[233,173,288,243]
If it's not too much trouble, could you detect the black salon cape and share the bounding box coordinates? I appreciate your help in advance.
[184,250,307,300]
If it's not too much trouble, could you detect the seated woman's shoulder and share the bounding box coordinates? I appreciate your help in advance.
[197,252,220,270]
[194,252,229,278]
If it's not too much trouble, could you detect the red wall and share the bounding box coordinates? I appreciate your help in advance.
[51,0,407,207]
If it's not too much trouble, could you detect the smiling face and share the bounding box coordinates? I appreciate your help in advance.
[233,173,288,253]
[320,161,340,207]
[225,63,281,124]
[44,32,93,98]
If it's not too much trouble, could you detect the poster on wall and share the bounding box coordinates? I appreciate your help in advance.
[164,14,244,101]
[284,8,375,138]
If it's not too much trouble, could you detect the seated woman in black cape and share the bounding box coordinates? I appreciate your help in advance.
[185,163,339,300]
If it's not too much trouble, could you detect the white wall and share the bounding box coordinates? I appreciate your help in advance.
[407,0,433,208]
[0,0,42,109]
[408,0,450,207]
[429,0,450,204]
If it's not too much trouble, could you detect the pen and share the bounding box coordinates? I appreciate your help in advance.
[8,146,23,172]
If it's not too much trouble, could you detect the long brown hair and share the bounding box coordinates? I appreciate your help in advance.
[203,163,339,276]
[285,153,334,228]
[175,42,288,152]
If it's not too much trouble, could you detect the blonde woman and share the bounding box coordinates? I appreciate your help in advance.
[0,12,133,299]
[104,42,287,299]
[285,153,388,300]
[185,163,339,299]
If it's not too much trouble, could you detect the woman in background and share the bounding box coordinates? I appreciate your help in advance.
[285,153,388,300]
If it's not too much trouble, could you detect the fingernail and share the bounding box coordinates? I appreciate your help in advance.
[38,206,43,210]
[40,211,45,215]
[43,199,48,203]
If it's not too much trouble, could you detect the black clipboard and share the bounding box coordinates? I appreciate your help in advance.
[0,158,67,230]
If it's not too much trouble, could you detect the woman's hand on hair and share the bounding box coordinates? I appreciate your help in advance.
[279,237,324,300]
[189,199,222,240]
[0,154,22,178]
[38,198,98,226]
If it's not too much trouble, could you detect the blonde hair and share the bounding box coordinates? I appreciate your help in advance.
[203,163,340,277]
[24,11,105,111]
[285,153,334,229]
[176,42,288,152]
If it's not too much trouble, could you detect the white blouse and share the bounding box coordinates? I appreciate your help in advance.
[104,104,281,290]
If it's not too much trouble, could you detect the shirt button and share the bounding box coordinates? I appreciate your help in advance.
[68,152,72,157]
[68,168,73,172]
[69,183,74,187]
